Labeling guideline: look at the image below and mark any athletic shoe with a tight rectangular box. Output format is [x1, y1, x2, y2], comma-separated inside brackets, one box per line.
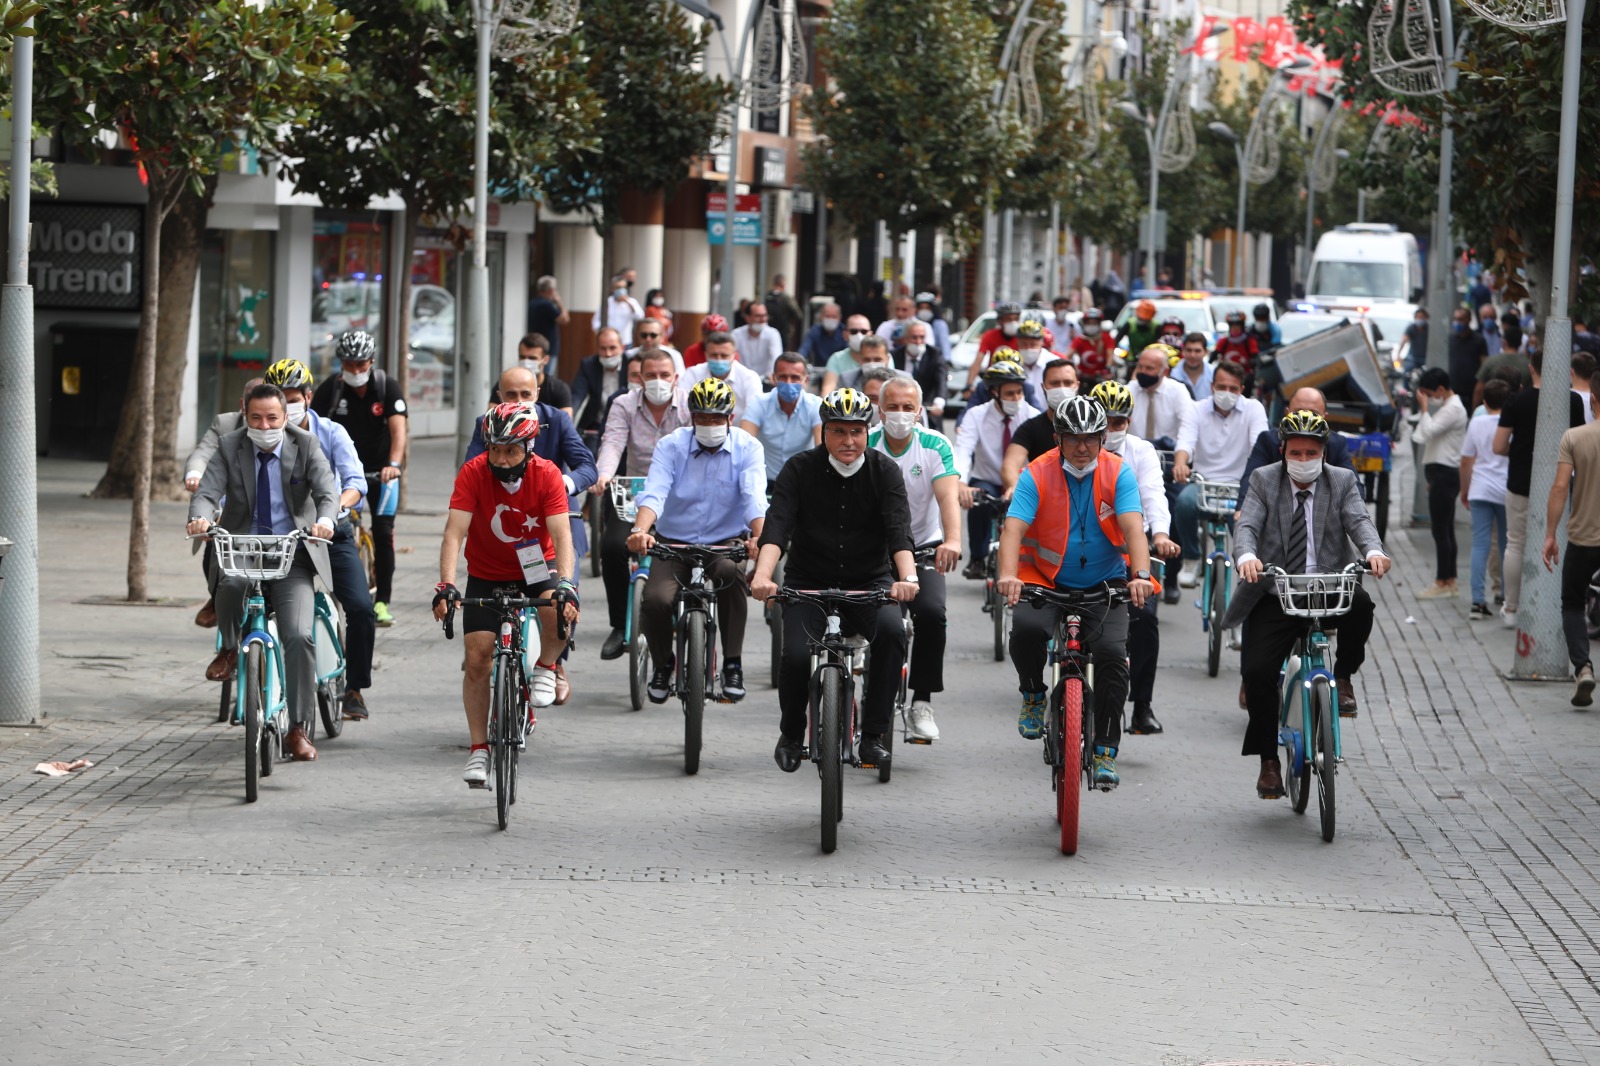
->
[908, 701, 940, 741]
[1469, 602, 1493, 621]
[1017, 691, 1047, 740]
[1574, 664, 1596, 709]
[1417, 582, 1458, 600]
[1500, 605, 1518, 629]
[342, 689, 369, 721]
[1091, 745, 1119, 790]
[373, 601, 394, 627]
[463, 748, 489, 788]
[529, 664, 558, 707]
[647, 663, 674, 704]
[721, 663, 746, 702]
[1178, 565, 1198, 588]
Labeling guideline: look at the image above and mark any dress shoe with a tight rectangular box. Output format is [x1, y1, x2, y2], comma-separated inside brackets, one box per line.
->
[194, 597, 217, 628]
[1256, 757, 1285, 799]
[961, 561, 985, 581]
[600, 627, 627, 660]
[857, 734, 891, 768]
[553, 661, 571, 705]
[284, 725, 317, 762]
[1162, 584, 1181, 605]
[342, 689, 369, 721]
[1335, 677, 1358, 718]
[205, 648, 237, 682]
[773, 733, 806, 773]
[1127, 702, 1163, 735]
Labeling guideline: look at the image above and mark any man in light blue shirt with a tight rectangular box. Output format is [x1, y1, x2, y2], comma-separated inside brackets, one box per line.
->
[628, 377, 768, 704]
[1168, 333, 1215, 401]
[739, 351, 822, 483]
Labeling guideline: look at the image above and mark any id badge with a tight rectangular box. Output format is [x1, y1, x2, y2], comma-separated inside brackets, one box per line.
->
[515, 541, 551, 585]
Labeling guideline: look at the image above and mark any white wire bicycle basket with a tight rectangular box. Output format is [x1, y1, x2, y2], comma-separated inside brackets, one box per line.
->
[1273, 570, 1361, 619]
[1197, 478, 1241, 517]
[609, 476, 647, 522]
[211, 531, 301, 581]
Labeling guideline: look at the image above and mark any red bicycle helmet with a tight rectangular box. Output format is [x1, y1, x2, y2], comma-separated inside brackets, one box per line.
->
[482, 402, 540, 446]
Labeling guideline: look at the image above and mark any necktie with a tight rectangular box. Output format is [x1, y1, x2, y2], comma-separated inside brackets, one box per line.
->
[1287, 489, 1309, 572]
[1144, 389, 1157, 440]
[1001, 415, 1012, 452]
[255, 452, 274, 535]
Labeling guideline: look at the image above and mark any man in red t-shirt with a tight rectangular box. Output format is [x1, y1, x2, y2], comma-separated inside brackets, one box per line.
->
[1070, 308, 1117, 384]
[680, 313, 729, 369]
[433, 404, 579, 788]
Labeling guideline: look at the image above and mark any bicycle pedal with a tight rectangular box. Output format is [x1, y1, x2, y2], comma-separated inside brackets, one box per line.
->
[907, 736, 933, 745]
[467, 780, 489, 790]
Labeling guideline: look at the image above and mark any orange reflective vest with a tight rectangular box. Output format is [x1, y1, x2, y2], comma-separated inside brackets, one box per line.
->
[1018, 449, 1127, 587]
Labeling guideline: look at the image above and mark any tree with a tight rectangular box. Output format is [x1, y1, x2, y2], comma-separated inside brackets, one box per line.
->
[989, 0, 1079, 216]
[282, 0, 600, 404]
[805, 0, 1016, 262]
[35, 0, 354, 602]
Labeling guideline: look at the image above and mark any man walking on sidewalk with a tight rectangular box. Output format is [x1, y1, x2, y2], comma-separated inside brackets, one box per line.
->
[1541, 373, 1600, 708]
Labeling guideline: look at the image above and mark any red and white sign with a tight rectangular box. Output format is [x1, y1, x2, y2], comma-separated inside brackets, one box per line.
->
[706, 192, 763, 216]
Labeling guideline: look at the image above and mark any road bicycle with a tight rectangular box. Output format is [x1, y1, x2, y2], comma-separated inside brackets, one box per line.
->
[352, 469, 399, 595]
[1268, 562, 1367, 843]
[972, 490, 1011, 662]
[442, 587, 567, 830]
[1020, 582, 1130, 856]
[773, 586, 893, 854]
[887, 545, 941, 780]
[609, 476, 651, 710]
[199, 528, 341, 803]
[1191, 474, 1240, 678]
[647, 541, 749, 776]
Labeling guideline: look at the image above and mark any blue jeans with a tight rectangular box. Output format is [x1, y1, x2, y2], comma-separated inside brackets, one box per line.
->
[1173, 481, 1204, 562]
[1470, 500, 1508, 606]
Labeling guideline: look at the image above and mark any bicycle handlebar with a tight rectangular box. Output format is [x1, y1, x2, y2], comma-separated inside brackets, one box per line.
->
[647, 541, 750, 564]
[1019, 582, 1131, 609]
[441, 592, 566, 642]
[1262, 561, 1371, 578]
[773, 587, 894, 609]
[185, 527, 332, 545]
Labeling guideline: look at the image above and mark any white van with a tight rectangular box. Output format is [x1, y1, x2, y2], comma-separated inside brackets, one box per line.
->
[1306, 223, 1425, 310]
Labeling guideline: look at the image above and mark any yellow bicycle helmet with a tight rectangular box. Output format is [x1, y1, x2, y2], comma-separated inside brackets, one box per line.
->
[1139, 342, 1181, 369]
[688, 376, 736, 416]
[265, 358, 314, 390]
[1089, 379, 1135, 418]
[982, 356, 1028, 386]
[819, 387, 875, 423]
[1279, 409, 1331, 441]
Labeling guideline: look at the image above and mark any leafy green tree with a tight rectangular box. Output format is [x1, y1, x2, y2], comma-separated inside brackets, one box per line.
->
[35, 0, 353, 601]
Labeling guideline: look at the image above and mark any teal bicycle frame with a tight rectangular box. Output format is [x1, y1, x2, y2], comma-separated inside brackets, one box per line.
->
[1192, 476, 1239, 677]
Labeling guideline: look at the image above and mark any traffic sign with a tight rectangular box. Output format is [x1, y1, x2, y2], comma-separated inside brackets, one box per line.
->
[706, 192, 763, 246]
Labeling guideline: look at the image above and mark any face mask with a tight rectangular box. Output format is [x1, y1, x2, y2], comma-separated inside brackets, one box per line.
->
[916, 309, 934, 322]
[999, 398, 1021, 417]
[600, 354, 622, 370]
[642, 379, 674, 405]
[490, 454, 530, 483]
[1103, 429, 1127, 452]
[248, 427, 283, 451]
[341, 368, 370, 388]
[882, 410, 917, 437]
[905, 343, 926, 360]
[1001, 321, 1019, 338]
[1063, 456, 1098, 480]
[821, 318, 840, 332]
[775, 381, 804, 403]
[829, 453, 866, 478]
[1212, 390, 1240, 412]
[1044, 386, 1077, 409]
[614, 285, 628, 297]
[650, 296, 665, 308]
[1135, 372, 1162, 390]
[518, 359, 545, 374]
[285, 402, 307, 425]
[1021, 348, 1041, 366]
[1254, 321, 1270, 333]
[1286, 457, 1323, 484]
[847, 334, 865, 352]
[706, 359, 733, 377]
[628, 381, 643, 393]
[1081, 323, 1101, 337]
[1452, 322, 1467, 333]
[694, 424, 728, 449]
[747, 323, 763, 335]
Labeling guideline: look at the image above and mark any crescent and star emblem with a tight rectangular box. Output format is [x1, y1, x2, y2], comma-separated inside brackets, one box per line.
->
[488, 503, 543, 543]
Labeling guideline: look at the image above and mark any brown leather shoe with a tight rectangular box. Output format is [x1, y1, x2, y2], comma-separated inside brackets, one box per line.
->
[1335, 677, 1358, 718]
[553, 661, 571, 706]
[1256, 757, 1285, 799]
[205, 647, 237, 682]
[194, 597, 217, 628]
[284, 725, 317, 762]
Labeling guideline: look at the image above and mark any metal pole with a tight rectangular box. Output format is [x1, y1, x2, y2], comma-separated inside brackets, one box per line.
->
[1510, 0, 1587, 681]
[459, 1, 494, 465]
[721, 13, 753, 319]
[982, 207, 997, 310]
[1303, 99, 1338, 288]
[1423, 14, 1458, 375]
[1233, 143, 1247, 287]
[1357, 188, 1366, 224]
[1047, 201, 1060, 299]
[1000, 209, 1015, 303]
[0, 23, 37, 725]
[1144, 125, 1158, 287]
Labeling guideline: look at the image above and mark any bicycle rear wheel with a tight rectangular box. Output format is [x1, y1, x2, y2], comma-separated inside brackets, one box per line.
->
[683, 612, 706, 775]
[1312, 678, 1336, 842]
[243, 647, 264, 803]
[1206, 564, 1224, 678]
[588, 499, 603, 577]
[628, 579, 648, 711]
[819, 667, 843, 853]
[1375, 471, 1390, 543]
[493, 661, 516, 830]
[1059, 678, 1084, 855]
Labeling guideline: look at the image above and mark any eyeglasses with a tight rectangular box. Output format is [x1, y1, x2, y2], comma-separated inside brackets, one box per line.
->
[847, 329, 871, 335]
[638, 332, 661, 340]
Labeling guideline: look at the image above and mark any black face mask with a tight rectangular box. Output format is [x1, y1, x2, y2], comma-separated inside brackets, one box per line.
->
[489, 455, 529, 482]
[1135, 372, 1162, 390]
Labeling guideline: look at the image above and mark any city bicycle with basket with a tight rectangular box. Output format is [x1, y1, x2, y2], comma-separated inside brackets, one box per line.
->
[972, 489, 1011, 662]
[1191, 473, 1241, 677]
[609, 476, 652, 710]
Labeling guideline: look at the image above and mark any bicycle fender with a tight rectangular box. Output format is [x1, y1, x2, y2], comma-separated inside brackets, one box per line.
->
[240, 629, 276, 652]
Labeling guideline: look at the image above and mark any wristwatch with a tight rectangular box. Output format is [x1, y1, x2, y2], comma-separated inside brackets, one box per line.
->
[1134, 569, 1152, 580]
[900, 573, 920, 584]
[630, 527, 648, 535]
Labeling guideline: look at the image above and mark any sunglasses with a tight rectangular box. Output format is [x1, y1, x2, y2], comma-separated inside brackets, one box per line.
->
[847, 329, 871, 335]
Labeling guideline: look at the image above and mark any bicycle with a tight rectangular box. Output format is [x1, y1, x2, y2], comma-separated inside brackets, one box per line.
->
[772, 586, 893, 853]
[888, 546, 941, 777]
[972, 490, 1011, 662]
[353, 469, 400, 595]
[646, 541, 750, 776]
[609, 476, 651, 711]
[198, 528, 341, 803]
[1267, 562, 1366, 843]
[583, 429, 604, 577]
[442, 588, 567, 830]
[1020, 582, 1130, 856]
[1192, 474, 1240, 678]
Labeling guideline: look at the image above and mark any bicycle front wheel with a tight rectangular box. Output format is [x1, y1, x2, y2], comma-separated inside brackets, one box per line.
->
[819, 667, 843, 854]
[1206, 564, 1224, 678]
[243, 646, 264, 803]
[684, 611, 706, 775]
[1059, 678, 1084, 855]
[628, 579, 649, 711]
[1313, 677, 1336, 842]
[768, 601, 783, 688]
[1283, 678, 1310, 813]
[493, 661, 516, 830]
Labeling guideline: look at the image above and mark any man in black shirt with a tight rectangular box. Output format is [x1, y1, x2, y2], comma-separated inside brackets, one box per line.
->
[752, 388, 920, 772]
[504, 333, 572, 414]
[1493, 344, 1586, 627]
[309, 330, 408, 625]
[526, 275, 569, 363]
[1448, 307, 1488, 409]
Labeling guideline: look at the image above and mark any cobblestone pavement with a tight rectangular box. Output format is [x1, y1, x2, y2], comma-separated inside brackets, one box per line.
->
[0, 444, 1592, 1064]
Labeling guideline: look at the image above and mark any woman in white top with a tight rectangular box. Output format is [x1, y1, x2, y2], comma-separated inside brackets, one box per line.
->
[1413, 366, 1469, 599]
[1460, 377, 1513, 617]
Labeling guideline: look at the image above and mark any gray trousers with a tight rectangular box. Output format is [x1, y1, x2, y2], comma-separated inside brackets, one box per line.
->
[216, 549, 319, 727]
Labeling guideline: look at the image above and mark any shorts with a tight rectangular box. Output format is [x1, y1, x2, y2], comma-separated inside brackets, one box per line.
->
[462, 574, 559, 635]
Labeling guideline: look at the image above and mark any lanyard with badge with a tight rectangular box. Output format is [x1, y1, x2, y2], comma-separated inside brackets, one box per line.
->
[514, 540, 551, 584]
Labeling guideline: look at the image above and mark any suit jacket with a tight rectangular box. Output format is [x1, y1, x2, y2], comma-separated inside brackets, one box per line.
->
[1221, 461, 1384, 630]
[570, 354, 610, 433]
[185, 411, 243, 479]
[189, 423, 340, 587]
[462, 402, 597, 493]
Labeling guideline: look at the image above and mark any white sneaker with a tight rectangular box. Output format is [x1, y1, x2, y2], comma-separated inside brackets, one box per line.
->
[1501, 605, 1518, 629]
[463, 748, 489, 788]
[529, 665, 558, 708]
[909, 701, 940, 741]
[1178, 565, 1199, 588]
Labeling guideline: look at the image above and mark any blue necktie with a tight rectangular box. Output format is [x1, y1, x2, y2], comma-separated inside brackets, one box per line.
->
[255, 452, 274, 535]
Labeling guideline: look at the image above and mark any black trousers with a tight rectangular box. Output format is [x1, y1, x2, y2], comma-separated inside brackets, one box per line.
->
[1240, 586, 1374, 757]
[1009, 598, 1129, 748]
[778, 596, 906, 740]
[329, 519, 376, 690]
[907, 565, 948, 694]
[600, 492, 632, 630]
[640, 554, 749, 666]
[1425, 462, 1460, 582]
[1126, 595, 1158, 703]
[365, 476, 396, 605]
[1561, 542, 1600, 671]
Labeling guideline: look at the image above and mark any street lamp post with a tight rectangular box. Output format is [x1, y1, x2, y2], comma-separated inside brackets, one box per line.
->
[1207, 122, 1247, 287]
[1117, 99, 1160, 287]
[459, 0, 496, 465]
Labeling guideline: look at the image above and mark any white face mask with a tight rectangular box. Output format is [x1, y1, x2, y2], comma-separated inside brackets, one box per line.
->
[628, 381, 643, 393]
[248, 427, 283, 451]
[642, 379, 674, 405]
[1102, 429, 1127, 452]
[285, 402, 307, 425]
[1021, 348, 1041, 366]
[829, 453, 866, 478]
[1044, 386, 1077, 410]
[1001, 321, 1019, 338]
[905, 343, 926, 359]
[1063, 456, 1098, 479]
[916, 309, 934, 322]
[341, 368, 370, 388]
[882, 410, 917, 438]
[694, 424, 728, 449]
[1081, 323, 1101, 337]
[1212, 390, 1240, 412]
[650, 296, 665, 308]
[999, 398, 1021, 417]
[821, 318, 840, 332]
[1286, 457, 1323, 484]
[600, 354, 622, 370]
[847, 333, 865, 352]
